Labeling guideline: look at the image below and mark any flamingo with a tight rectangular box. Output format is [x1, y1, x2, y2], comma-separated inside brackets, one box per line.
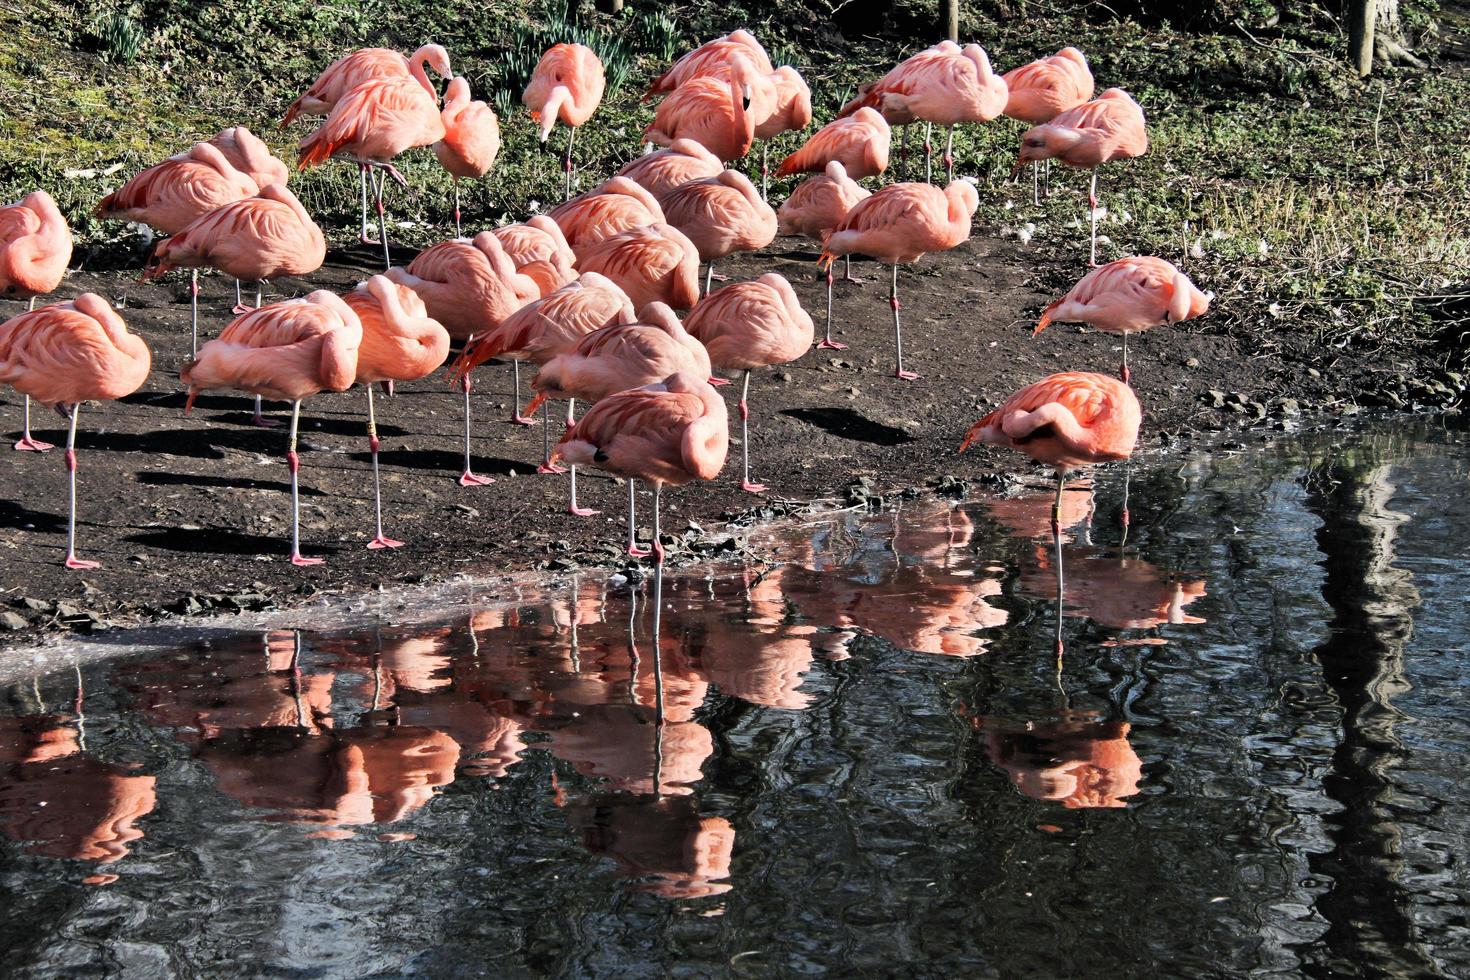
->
[840, 81, 921, 179]
[297, 73, 446, 267]
[282, 44, 451, 241]
[1001, 47, 1095, 203]
[491, 216, 577, 422]
[574, 223, 702, 311]
[775, 107, 891, 181]
[656, 171, 777, 293]
[523, 43, 606, 200]
[342, 275, 451, 549]
[777, 161, 871, 349]
[384, 231, 536, 485]
[819, 178, 978, 379]
[1015, 88, 1149, 266]
[528, 303, 713, 554]
[683, 273, 813, 493]
[0, 294, 151, 568]
[548, 176, 667, 257]
[616, 139, 724, 199]
[644, 71, 757, 164]
[1, 190, 72, 452]
[207, 127, 291, 190]
[645, 30, 773, 98]
[450, 273, 635, 514]
[959, 371, 1141, 535]
[433, 76, 501, 236]
[1034, 256, 1212, 382]
[754, 66, 813, 198]
[180, 291, 363, 566]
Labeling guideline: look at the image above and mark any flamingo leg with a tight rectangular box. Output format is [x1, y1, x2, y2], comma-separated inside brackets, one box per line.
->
[739, 369, 766, 493]
[14, 394, 54, 452]
[251, 394, 280, 428]
[452, 177, 462, 238]
[890, 264, 917, 381]
[1120, 459, 1132, 549]
[945, 125, 955, 182]
[231, 279, 261, 316]
[459, 371, 494, 486]
[705, 262, 712, 296]
[365, 385, 404, 549]
[537, 401, 567, 474]
[761, 143, 769, 201]
[564, 126, 577, 202]
[924, 121, 933, 183]
[568, 465, 600, 517]
[1088, 167, 1099, 267]
[652, 480, 665, 567]
[286, 399, 323, 567]
[1032, 161, 1040, 206]
[1045, 158, 1052, 197]
[359, 164, 379, 245]
[510, 360, 535, 425]
[1121, 332, 1131, 385]
[625, 478, 649, 557]
[842, 253, 863, 284]
[371, 165, 392, 271]
[190, 269, 200, 356]
[817, 265, 847, 350]
[901, 125, 910, 180]
[62, 404, 98, 570]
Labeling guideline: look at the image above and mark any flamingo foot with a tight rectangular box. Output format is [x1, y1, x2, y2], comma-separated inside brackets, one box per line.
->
[567, 504, 601, 517]
[709, 376, 732, 386]
[251, 413, 282, 429]
[709, 272, 730, 282]
[367, 534, 405, 550]
[231, 303, 257, 316]
[511, 413, 537, 426]
[291, 553, 325, 567]
[1120, 363, 1132, 385]
[842, 274, 866, 284]
[13, 436, 54, 452]
[359, 234, 382, 246]
[817, 339, 849, 350]
[741, 480, 768, 494]
[564, 419, 575, 432]
[459, 470, 495, 487]
[537, 462, 568, 475]
[626, 544, 651, 558]
[65, 556, 100, 570]
[895, 369, 920, 381]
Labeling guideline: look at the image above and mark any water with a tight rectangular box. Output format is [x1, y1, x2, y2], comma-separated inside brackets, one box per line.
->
[1, 420, 1467, 977]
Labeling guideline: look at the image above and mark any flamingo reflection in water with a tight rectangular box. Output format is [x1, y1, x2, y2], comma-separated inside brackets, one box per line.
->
[564, 794, 735, 899]
[974, 712, 1143, 809]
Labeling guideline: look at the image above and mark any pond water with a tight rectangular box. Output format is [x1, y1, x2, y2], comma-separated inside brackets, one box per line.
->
[0, 420, 1467, 977]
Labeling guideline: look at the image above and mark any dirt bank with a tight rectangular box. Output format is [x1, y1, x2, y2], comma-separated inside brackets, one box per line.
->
[0, 223, 1458, 646]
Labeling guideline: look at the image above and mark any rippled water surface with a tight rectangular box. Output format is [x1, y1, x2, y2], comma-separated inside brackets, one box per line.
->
[1, 421, 1467, 977]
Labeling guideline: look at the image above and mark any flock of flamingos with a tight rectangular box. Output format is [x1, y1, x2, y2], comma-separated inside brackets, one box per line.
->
[0, 28, 1212, 595]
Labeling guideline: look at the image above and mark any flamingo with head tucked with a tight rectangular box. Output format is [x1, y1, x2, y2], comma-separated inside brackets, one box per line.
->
[644, 71, 758, 164]
[548, 177, 667, 258]
[754, 65, 813, 197]
[575, 223, 702, 312]
[777, 161, 871, 349]
[657, 171, 777, 294]
[433, 76, 501, 236]
[1, 190, 72, 451]
[1002, 47, 1094, 202]
[523, 43, 606, 200]
[775, 107, 890, 181]
[615, 140, 724, 199]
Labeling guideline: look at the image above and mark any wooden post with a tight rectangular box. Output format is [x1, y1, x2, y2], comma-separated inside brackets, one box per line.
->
[1350, 0, 1378, 77]
[944, 0, 959, 42]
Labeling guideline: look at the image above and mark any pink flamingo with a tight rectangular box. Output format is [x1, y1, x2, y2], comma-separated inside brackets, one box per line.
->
[777, 161, 871, 349]
[644, 71, 758, 164]
[1015, 88, 1148, 266]
[645, 30, 773, 99]
[776, 107, 890, 180]
[0, 294, 150, 568]
[554, 372, 728, 576]
[657, 171, 776, 293]
[433, 76, 501, 236]
[181, 291, 363, 566]
[754, 66, 813, 198]
[548, 176, 667, 257]
[1, 189, 72, 451]
[684, 273, 812, 493]
[575, 223, 702, 311]
[1002, 47, 1094, 203]
[819, 178, 978, 379]
[528, 302, 712, 554]
[523, 43, 606, 200]
[342, 275, 450, 548]
[616, 139, 724, 199]
[385, 231, 536, 485]
[1034, 256, 1211, 382]
[491, 216, 576, 422]
[450, 273, 635, 514]
[207, 127, 291, 190]
[298, 74, 445, 266]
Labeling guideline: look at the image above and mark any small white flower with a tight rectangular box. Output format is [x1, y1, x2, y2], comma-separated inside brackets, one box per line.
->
[1190, 239, 1204, 258]
[1003, 199, 1014, 211]
[1256, 238, 1271, 256]
[1210, 228, 1228, 240]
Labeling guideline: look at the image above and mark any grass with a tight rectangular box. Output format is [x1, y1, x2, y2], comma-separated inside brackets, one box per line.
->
[2, 0, 1466, 361]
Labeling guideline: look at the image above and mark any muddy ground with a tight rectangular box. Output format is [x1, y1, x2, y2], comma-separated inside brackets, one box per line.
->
[0, 216, 1457, 645]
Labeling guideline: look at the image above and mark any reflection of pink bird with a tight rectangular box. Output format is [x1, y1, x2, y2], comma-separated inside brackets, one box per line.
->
[776, 106, 890, 180]
[1016, 88, 1148, 266]
[1035, 256, 1211, 383]
[644, 72, 758, 164]
[0, 294, 151, 568]
[820, 179, 978, 379]
[523, 43, 606, 199]
[0, 754, 157, 863]
[1, 189, 73, 452]
[530, 302, 713, 547]
[181, 291, 362, 566]
[615, 139, 724, 199]
[575, 223, 702, 311]
[549, 177, 667, 257]
[343, 276, 450, 549]
[754, 65, 813, 196]
[960, 372, 1140, 533]
[777, 161, 871, 349]
[645, 30, 773, 98]
[685, 273, 812, 493]
[980, 715, 1142, 809]
[565, 795, 734, 899]
[1021, 546, 1207, 632]
[1002, 47, 1094, 203]
[657, 171, 777, 293]
[555, 372, 728, 565]
[433, 76, 501, 236]
[281, 44, 451, 126]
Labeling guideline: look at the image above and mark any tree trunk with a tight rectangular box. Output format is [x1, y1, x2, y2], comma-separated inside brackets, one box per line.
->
[943, 0, 959, 42]
[1350, 0, 1377, 77]
[1351, 0, 1427, 76]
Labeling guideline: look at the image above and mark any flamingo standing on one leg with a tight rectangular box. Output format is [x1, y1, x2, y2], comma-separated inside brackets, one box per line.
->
[433, 76, 501, 237]
[528, 302, 713, 554]
[575, 223, 702, 312]
[1015, 88, 1149, 267]
[1033, 256, 1212, 383]
[180, 291, 363, 566]
[644, 71, 758, 165]
[1, 190, 73, 451]
[141, 184, 327, 425]
[775, 107, 891, 181]
[683, 274, 813, 493]
[449, 273, 635, 515]
[1001, 47, 1094, 203]
[657, 171, 776, 294]
[615, 139, 724, 199]
[342, 275, 450, 549]
[645, 30, 773, 99]
[819, 179, 978, 380]
[0, 295, 151, 568]
[523, 43, 606, 201]
[777, 161, 871, 350]
[754, 65, 813, 199]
